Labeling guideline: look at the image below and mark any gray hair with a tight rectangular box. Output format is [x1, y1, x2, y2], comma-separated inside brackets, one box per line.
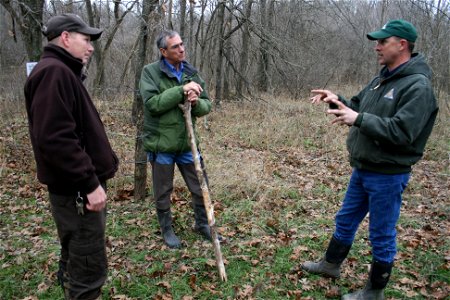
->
[156, 30, 180, 49]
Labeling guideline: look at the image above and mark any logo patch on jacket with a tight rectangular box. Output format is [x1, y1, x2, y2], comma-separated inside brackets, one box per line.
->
[384, 88, 395, 100]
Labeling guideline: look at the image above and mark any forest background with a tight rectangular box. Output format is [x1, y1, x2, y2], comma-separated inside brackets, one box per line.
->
[0, 0, 449, 299]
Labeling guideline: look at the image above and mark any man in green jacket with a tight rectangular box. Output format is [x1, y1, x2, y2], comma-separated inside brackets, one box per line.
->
[302, 20, 438, 299]
[139, 30, 212, 248]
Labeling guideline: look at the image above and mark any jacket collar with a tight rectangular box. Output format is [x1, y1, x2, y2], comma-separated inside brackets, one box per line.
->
[158, 58, 198, 79]
[42, 44, 85, 79]
[379, 53, 431, 81]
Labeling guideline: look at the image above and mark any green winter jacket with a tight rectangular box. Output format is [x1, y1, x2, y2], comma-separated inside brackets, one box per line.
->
[338, 53, 438, 174]
[139, 59, 211, 153]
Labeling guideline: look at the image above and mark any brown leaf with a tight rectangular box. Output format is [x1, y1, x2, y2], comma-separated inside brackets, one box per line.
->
[164, 262, 172, 270]
[205, 259, 216, 268]
[112, 295, 131, 300]
[115, 189, 133, 201]
[236, 284, 254, 299]
[189, 274, 197, 290]
[37, 282, 49, 293]
[325, 285, 340, 297]
[157, 281, 172, 291]
[431, 290, 449, 300]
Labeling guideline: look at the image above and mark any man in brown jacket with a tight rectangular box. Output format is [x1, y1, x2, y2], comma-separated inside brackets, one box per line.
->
[24, 14, 118, 300]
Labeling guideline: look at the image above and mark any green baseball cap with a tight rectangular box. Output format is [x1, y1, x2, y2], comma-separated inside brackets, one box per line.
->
[367, 19, 417, 42]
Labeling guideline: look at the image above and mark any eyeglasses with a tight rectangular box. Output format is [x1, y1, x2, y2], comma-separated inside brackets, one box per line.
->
[167, 42, 184, 50]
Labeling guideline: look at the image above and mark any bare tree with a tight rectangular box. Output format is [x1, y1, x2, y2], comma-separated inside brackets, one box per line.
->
[406, 0, 450, 110]
[188, 0, 195, 55]
[222, 0, 234, 99]
[214, 0, 226, 106]
[257, 0, 269, 91]
[192, 0, 207, 66]
[0, 0, 45, 61]
[0, 0, 448, 112]
[85, 0, 137, 96]
[236, 0, 253, 97]
[179, 0, 187, 38]
[133, 0, 159, 201]
[162, 0, 173, 29]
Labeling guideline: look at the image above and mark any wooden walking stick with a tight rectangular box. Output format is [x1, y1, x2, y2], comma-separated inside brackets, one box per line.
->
[179, 100, 227, 282]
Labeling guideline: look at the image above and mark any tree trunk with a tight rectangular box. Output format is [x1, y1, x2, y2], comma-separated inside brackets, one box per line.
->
[133, 0, 159, 201]
[193, 0, 207, 67]
[85, 0, 103, 94]
[266, 0, 274, 89]
[236, 0, 253, 97]
[167, 0, 173, 29]
[179, 0, 187, 38]
[214, 0, 226, 107]
[199, 2, 218, 73]
[257, 0, 268, 91]
[188, 0, 195, 56]
[222, 2, 233, 100]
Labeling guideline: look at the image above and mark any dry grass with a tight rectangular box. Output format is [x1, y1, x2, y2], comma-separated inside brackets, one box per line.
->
[0, 91, 449, 299]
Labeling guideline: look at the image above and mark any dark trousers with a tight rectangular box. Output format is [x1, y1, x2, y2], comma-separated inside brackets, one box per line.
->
[49, 191, 107, 300]
[151, 162, 207, 210]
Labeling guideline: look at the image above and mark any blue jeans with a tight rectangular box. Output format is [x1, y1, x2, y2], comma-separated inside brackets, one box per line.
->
[334, 168, 410, 263]
[147, 151, 199, 165]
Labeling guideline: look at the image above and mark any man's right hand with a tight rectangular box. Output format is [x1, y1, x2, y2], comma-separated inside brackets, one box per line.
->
[310, 89, 338, 104]
[183, 81, 203, 97]
[86, 185, 106, 211]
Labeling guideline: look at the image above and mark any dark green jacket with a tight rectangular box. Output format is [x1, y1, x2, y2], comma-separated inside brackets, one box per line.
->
[139, 59, 211, 153]
[338, 53, 438, 174]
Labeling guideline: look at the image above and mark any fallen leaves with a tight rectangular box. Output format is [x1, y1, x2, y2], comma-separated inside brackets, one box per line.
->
[1, 100, 448, 299]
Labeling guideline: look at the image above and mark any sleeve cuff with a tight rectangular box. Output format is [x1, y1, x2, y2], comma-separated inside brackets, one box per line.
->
[354, 113, 364, 127]
[82, 177, 101, 194]
[179, 86, 185, 102]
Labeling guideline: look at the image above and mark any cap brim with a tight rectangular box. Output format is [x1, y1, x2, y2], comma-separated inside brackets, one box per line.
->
[78, 27, 103, 41]
[367, 30, 392, 40]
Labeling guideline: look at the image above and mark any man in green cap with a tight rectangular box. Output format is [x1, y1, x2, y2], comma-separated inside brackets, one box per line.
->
[301, 20, 438, 299]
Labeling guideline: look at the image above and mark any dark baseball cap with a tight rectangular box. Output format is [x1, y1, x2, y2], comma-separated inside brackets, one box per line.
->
[367, 19, 417, 42]
[42, 13, 103, 41]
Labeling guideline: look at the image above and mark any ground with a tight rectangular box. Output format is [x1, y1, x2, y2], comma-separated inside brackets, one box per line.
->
[0, 95, 449, 299]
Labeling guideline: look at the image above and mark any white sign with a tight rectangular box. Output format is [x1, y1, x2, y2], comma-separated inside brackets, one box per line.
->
[26, 62, 38, 77]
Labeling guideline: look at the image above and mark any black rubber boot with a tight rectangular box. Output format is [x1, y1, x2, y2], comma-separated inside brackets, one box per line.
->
[302, 236, 352, 278]
[157, 209, 181, 248]
[193, 204, 214, 241]
[342, 260, 393, 300]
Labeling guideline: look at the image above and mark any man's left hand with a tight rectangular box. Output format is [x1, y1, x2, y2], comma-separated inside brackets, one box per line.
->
[186, 90, 198, 106]
[327, 98, 358, 126]
[86, 185, 106, 211]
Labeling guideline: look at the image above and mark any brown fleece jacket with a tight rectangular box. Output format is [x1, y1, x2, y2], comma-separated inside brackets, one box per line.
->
[24, 44, 118, 195]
